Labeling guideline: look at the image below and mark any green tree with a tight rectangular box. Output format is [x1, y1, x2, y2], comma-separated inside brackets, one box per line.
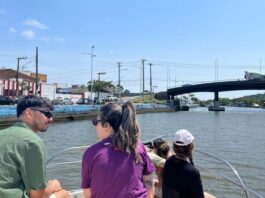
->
[123, 89, 130, 95]
[87, 80, 115, 94]
[115, 85, 124, 94]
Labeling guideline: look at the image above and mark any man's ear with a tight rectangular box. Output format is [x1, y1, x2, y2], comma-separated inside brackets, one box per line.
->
[24, 108, 32, 117]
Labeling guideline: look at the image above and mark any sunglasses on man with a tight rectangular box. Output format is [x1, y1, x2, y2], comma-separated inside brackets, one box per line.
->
[30, 108, 53, 119]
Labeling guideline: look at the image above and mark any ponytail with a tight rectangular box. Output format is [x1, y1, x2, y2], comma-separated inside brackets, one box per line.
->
[100, 101, 141, 163]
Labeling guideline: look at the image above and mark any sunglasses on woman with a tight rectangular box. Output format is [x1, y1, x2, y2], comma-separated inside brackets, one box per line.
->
[92, 119, 103, 126]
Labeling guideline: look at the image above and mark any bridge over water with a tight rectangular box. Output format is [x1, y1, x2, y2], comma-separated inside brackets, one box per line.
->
[167, 79, 265, 110]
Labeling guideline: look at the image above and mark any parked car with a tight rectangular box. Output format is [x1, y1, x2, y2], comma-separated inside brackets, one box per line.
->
[51, 97, 73, 105]
[51, 97, 64, 105]
[0, 96, 14, 105]
[13, 96, 24, 104]
[76, 98, 93, 105]
[62, 98, 74, 105]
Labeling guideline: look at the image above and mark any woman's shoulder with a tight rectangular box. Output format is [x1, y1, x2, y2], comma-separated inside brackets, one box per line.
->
[83, 138, 112, 157]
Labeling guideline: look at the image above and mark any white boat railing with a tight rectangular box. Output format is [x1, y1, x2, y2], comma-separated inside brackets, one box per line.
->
[47, 135, 263, 198]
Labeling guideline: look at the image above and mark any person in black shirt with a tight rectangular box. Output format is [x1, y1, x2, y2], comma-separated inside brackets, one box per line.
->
[162, 129, 215, 198]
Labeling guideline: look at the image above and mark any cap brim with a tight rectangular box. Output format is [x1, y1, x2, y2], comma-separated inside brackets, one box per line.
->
[29, 106, 52, 112]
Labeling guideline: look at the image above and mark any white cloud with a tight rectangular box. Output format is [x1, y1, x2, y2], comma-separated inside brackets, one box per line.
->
[9, 27, 16, 33]
[23, 18, 49, 29]
[40, 36, 65, 43]
[21, 30, 36, 39]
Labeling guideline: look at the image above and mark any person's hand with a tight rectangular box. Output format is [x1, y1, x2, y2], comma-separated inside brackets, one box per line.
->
[47, 179, 62, 193]
[53, 189, 70, 198]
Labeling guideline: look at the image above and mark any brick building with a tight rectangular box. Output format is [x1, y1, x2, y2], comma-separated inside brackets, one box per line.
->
[0, 69, 43, 97]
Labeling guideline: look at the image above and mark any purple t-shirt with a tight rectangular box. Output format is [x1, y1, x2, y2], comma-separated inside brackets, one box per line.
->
[81, 137, 155, 198]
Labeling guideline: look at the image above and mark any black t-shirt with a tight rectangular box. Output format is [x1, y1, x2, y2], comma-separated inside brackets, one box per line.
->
[162, 155, 204, 198]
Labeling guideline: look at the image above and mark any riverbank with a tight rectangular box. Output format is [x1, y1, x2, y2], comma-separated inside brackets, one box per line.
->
[0, 103, 175, 127]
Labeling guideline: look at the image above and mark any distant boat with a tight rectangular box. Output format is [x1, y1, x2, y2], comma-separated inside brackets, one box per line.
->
[252, 103, 260, 108]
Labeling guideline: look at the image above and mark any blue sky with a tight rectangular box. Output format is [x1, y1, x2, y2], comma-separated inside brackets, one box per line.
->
[1, 0, 265, 99]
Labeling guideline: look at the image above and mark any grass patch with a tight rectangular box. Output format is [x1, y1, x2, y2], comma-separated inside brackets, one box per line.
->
[132, 94, 167, 104]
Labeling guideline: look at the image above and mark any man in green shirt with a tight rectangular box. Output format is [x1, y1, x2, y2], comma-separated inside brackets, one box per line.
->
[0, 95, 68, 198]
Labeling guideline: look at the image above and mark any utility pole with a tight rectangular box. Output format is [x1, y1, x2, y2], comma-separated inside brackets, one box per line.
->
[35, 47, 39, 95]
[97, 72, 106, 98]
[83, 46, 96, 99]
[153, 85, 157, 95]
[139, 66, 142, 102]
[118, 62, 121, 98]
[141, 59, 146, 101]
[16, 56, 27, 96]
[90, 46, 96, 99]
[149, 63, 152, 96]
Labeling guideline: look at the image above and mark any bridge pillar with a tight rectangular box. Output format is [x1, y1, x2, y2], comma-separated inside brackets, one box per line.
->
[208, 91, 225, 111]
[214, 91, 219, 102]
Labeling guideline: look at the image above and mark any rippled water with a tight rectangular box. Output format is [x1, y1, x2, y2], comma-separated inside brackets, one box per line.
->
[41, 107, 265, 198]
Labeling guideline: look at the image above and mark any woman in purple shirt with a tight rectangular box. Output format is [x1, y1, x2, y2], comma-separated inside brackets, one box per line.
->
[82, 101, 155, 198]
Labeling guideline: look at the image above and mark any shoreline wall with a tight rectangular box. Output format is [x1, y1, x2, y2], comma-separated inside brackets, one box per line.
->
[0, 104, 175, 127]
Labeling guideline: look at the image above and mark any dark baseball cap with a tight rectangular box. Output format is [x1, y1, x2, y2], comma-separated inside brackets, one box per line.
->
[17, 95, 53, 117]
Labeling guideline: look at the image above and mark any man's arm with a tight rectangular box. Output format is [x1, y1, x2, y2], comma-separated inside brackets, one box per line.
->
[143, 173, 155, 198]
[29, 179, 64, 198]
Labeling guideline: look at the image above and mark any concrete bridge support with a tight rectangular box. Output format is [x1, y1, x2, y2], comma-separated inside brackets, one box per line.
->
[208, 91, 225, 111]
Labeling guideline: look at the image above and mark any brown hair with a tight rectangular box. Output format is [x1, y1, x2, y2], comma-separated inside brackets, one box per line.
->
[173, 142, 194, 166]
[99, 101, 141, 163]
[153, 138, 170, 159]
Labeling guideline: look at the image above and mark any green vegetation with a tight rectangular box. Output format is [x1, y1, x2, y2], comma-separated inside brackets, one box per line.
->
[132, 94, 167, 104]
[131, 91, 265, 108]
[87, 80, 124, 94]
[204, 93, 265, 107]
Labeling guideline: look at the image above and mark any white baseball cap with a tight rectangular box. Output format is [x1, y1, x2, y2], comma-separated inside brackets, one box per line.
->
[173, 129, 195, 146]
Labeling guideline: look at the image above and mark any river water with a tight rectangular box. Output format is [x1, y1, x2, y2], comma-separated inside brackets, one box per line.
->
[41, 107, 265, 198]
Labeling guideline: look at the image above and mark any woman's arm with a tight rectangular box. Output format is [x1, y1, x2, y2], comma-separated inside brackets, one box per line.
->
[143, 173, 155, 198]
[83, 188, 91, 198]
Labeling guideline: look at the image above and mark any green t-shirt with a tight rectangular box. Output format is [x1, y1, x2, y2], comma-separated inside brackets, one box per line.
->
[0, 122, 47, 198]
